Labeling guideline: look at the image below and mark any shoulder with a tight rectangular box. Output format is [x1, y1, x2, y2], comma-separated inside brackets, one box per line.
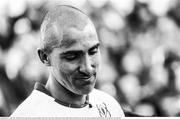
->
[11, 90, 54, 117]
[89, 89, 125, 117]
[90, 89, 118, 103]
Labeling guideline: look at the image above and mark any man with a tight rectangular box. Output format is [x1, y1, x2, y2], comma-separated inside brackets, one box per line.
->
[11, 5, 125, 117]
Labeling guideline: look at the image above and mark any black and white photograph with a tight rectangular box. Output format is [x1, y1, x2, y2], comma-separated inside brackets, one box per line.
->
[0, 0, 180, 117]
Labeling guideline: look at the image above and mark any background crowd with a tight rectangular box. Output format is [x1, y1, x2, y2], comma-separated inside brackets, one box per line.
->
[1, 0, 180, 116]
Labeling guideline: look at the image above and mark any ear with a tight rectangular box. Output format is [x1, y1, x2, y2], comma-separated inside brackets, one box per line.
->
[37, 48, 51, 66]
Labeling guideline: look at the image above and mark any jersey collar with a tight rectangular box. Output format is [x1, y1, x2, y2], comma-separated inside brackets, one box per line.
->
[34, 82, 90, 108]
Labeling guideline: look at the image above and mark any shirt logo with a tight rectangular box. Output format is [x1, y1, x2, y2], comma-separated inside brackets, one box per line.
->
[96, 103, 111, 117]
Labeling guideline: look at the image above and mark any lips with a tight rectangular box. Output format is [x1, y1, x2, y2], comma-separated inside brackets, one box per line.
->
[73, 73, 96, 81]
[72, 74, 96, 86]
[74, 75, 93, 81]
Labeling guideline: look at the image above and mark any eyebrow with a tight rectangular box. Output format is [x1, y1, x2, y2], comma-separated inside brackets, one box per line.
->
[89, 43, 100, 51]
[60, 43, 100, 55]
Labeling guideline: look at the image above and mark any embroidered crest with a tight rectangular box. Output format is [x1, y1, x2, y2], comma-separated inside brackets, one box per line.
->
[96, 103, 111, 117]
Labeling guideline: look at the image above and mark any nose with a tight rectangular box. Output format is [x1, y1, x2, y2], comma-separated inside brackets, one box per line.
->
[79, 54, 95, 74]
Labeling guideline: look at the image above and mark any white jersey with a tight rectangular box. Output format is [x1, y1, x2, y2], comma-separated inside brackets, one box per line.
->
[11, 83, 124, 117]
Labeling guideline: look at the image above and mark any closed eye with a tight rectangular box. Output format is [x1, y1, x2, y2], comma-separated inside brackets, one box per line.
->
[61, 51, 82, 61]
[88, 43, 100, 55]
[64, 54, 78, 61]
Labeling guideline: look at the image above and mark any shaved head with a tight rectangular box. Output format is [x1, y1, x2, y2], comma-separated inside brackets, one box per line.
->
[40, 5, 93, 53]
[38, 5, 100, 97]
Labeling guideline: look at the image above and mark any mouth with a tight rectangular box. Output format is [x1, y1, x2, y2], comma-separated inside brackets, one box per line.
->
[73, 73, 96, 82]
[74, 75, 92, 81]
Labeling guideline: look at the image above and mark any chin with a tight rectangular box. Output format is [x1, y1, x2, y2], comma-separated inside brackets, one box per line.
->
[77, 87, 94, 95]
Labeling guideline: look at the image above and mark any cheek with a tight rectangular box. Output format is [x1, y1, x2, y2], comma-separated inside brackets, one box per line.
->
[92, 53, 101, 67]
[59, 62, 77, 75]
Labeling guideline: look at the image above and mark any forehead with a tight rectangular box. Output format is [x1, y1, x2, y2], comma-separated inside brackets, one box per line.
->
[59, 21, 99, 51]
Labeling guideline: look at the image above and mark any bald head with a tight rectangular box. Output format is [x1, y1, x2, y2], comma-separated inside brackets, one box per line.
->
[40, 5, 93, 54]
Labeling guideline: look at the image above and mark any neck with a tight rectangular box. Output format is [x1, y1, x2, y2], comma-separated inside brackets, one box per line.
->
[45, 74, 87, 107]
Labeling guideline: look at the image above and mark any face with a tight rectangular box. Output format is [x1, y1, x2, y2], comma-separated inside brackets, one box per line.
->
[49, 21, 100, 95]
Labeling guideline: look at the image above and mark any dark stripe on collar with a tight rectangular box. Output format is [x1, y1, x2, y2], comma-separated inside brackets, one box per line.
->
[54, 97, 89, 108]
[34, 82, 89, 108]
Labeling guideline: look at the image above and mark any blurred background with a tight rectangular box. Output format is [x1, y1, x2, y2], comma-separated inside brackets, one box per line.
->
[1, 0, 180, 116]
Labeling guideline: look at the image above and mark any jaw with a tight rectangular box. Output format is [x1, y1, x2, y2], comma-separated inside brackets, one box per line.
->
[70, 76, 97, 95]
[72, 81, 96, 95]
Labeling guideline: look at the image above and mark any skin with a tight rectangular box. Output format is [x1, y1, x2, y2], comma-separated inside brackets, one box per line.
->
[38, 6, 101, 106]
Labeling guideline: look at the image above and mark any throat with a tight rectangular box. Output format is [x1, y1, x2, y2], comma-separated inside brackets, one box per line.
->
[45, 75, 88, 107]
